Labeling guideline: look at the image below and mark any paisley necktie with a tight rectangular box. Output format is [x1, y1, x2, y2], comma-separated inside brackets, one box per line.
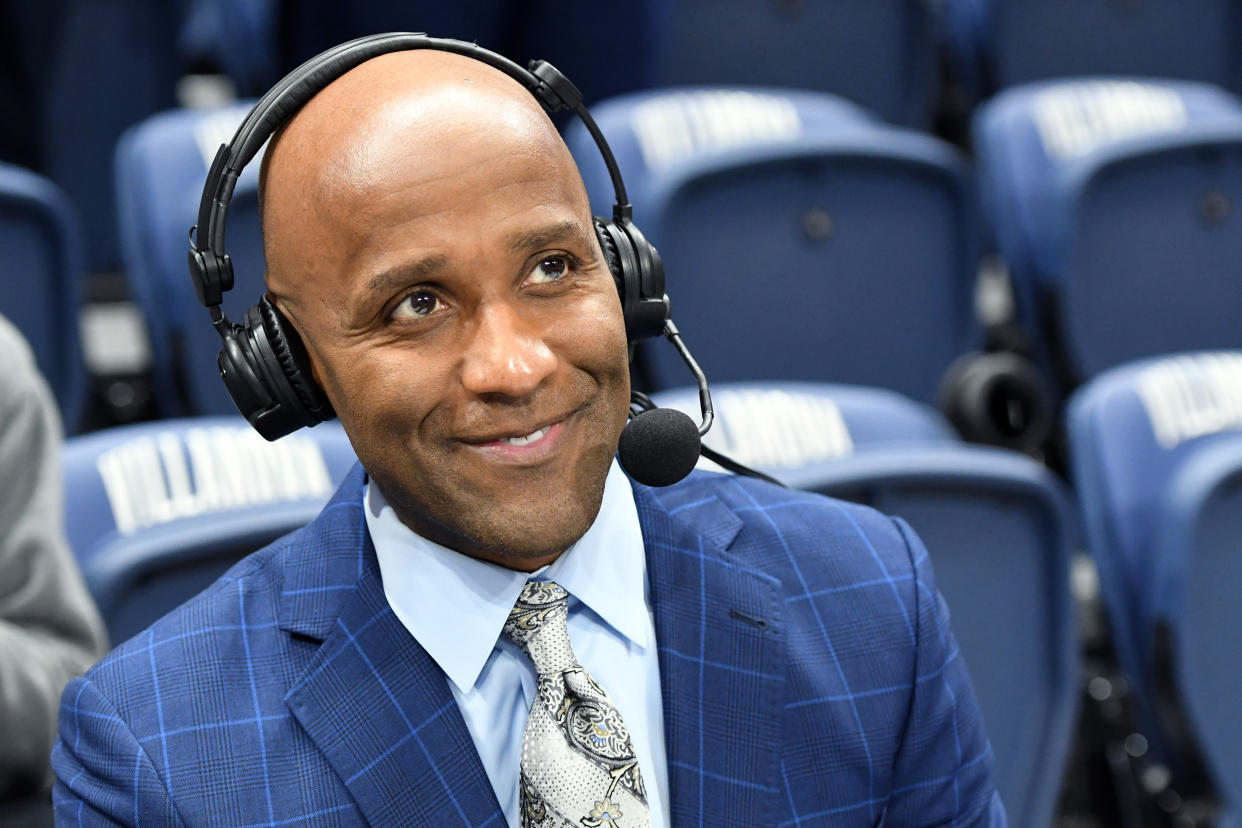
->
[503, 580, 651, 828]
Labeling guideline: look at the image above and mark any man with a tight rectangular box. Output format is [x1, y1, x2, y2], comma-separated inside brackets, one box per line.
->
[0, 314, 107, 797]
[52, 47, 1004, 826]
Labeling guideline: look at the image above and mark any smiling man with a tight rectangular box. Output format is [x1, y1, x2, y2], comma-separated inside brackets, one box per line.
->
[51, 43, 1005, 827]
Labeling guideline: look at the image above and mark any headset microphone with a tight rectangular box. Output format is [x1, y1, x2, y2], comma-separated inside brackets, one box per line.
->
[186, 33, 776, 489]
[618, 320, 711, 487]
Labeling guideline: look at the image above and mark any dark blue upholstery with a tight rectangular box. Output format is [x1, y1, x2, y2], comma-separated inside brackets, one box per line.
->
[946, 0, 1242, 94]
[655, 382, 1078, 827]
[567, 88, 979, 403]
[1069, 352, 1242, 790]
[652, 0, 941, 127]
[0, 162, 85, 428]
[42, 0, 182, 269]
[1154, 436, 1242, 812]
[975, 79, 1242, 385]
[116, 101, 261, 417]
[62, 416, 357, 643]
[179, 0, 279, 95]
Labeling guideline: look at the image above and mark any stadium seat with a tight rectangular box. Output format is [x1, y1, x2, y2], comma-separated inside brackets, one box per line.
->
[0, 162, 86, 428]
[179, 0, 279, 96]
[651, 0, 941, 127]
[1153, 435, 1242, 815]
[62, 417, 357, 644]
[1068, 351, 1242, 799]
[116, 101, 261, 417]
[974, 79, 1242, 390]
[654, 382, 1079, 828]
[42, 0, 183, 269]
[274, 0, 657, 107]
[945, 0, 1242, 96]
[566, 88, 980, 404]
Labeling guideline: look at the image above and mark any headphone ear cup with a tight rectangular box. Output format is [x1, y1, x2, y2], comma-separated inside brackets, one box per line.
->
[594, 216, 668, 342]
[217, 297, 333, 441]
[594, 217, 624, 288]
[255, 295, 334, 421]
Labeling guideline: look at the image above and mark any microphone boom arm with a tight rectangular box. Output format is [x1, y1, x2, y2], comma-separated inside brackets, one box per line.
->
[662, 318, 714, 437]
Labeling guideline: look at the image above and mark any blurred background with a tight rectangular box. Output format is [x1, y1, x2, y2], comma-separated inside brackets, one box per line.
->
[3, 1, 1242, 826]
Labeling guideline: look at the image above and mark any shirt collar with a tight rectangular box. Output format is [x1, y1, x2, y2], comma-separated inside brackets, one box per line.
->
[366, 461, 649, 695]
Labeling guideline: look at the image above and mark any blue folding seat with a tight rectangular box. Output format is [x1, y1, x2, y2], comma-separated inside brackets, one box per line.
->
[41, 0, 183, 269]
[116, 101, 261, 417]
[654, 382, 1078, 828]
[272, 0, 656, 106]
[1069, 351, 1242, 803]
[652, 0, 941, 127]
[565, 88, 979, 405]
[62, 417, 357, 644]
[0, 162, 86, 428]
[974, 79, 1242, 388]
[944, 0, 1242, 96]
[179, 0, 280, 96]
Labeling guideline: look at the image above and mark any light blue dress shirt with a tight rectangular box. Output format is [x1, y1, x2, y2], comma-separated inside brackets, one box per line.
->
[366, 461, 670, 828]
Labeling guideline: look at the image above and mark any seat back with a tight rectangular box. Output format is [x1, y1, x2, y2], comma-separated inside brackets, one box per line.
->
[655, 383, 1078, 827]
[1069, 352, 1242, 760]
[961, 0, 1242, 93]
[974, 79, 1242, 385]
[569, 88, 979, 404]
[652, 0, 941, 127]
[42, 0, 182, 269]
[0, 162, 85, 427]
[1155, 436, 1242, 808]
[63, 417, 357, 643]
[116, 101, 262, 416]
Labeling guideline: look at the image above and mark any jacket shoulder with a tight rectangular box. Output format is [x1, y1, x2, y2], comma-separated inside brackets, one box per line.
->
[650, 470, 917, 589]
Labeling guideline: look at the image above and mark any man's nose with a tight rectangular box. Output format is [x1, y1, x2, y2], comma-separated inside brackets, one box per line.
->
[460, 300, 557, 399]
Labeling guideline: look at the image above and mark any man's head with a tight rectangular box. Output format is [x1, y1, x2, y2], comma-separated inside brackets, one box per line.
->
[260, 50, 631, 571]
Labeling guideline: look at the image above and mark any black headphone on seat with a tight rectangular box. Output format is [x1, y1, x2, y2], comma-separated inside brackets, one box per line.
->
[188, 32, 672, 441]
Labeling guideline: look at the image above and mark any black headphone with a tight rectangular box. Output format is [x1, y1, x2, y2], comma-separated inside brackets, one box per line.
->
[189, 32, 672, 441]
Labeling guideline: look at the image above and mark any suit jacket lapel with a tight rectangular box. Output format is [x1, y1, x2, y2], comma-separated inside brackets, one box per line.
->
[280, 467, 502, 827]
[635, 479, 787, 827]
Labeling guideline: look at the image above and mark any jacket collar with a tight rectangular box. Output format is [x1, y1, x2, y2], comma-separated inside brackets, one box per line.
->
[634, 474, 787, 827]
[280, 464, 502, 826]
[278, 465, 786, 827]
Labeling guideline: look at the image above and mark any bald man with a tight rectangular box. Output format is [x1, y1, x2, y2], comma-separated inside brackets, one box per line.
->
[51, 44, 1005, 827]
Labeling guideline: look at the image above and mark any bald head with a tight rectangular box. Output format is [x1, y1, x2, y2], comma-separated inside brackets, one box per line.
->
[247, 47, 630, 569]
[259, 49, 586, 306]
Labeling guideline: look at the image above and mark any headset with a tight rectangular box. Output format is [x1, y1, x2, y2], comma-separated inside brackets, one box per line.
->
[188, 32, 691, 442]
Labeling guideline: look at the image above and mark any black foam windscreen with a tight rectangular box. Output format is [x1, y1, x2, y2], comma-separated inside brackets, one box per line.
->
[617, 407, 701, 487]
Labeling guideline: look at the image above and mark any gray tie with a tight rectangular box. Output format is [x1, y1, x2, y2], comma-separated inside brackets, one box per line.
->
[503, 581, 651, 828]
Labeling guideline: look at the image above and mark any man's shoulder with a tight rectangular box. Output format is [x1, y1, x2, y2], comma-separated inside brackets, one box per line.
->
[642, 470, 918, 588]
[78, 518, 325, 715]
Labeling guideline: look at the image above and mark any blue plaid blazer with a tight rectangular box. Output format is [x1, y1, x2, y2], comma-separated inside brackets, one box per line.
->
[53, 465, 1005, 826]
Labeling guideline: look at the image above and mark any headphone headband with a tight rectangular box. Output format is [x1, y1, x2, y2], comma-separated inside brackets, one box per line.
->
[192, 32, 631, 289]
[188, 32, 671, 441]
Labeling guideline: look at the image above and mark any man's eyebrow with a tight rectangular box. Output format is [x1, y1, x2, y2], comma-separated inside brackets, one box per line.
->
[364, 254, 450, 294]
[506, 219, 592, 254]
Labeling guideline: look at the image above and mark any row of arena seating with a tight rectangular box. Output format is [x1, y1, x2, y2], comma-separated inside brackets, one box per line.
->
[60, 357, 1242, 827]
[6, 75, 1241, 451]
[9, 0, 1241, 274]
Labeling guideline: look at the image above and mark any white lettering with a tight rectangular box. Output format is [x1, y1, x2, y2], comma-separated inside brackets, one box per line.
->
[95, 426, 337, 536]
[1137, 354, 1242, 448]
[1032, 81, 1187, 161]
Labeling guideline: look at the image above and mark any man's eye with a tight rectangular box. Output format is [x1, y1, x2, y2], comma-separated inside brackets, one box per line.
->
[525, 256, 570, 285]
[391, 290, 444, 320]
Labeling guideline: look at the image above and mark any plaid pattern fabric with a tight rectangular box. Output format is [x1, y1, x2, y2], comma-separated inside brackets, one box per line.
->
[52, 464, 1004, 827]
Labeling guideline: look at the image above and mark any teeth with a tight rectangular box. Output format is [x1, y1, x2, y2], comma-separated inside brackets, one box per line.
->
[499, 426, 550, 446]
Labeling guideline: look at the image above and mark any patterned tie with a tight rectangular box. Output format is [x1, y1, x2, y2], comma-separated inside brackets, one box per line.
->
[503, 581, 651, 828]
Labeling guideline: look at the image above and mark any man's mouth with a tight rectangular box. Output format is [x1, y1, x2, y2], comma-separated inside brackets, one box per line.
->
[497, 425, 552, 446]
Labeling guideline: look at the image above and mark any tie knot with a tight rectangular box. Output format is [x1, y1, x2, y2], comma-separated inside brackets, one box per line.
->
[503, 580, 577, 675]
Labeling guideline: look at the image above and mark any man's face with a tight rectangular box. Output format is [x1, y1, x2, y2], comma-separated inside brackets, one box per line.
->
[264, 62, 631, 569]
